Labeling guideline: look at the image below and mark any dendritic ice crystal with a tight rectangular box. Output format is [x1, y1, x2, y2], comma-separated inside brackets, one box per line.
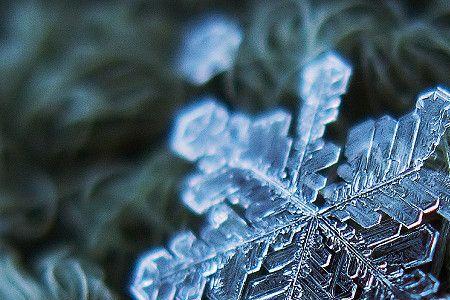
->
[131, 52, 450, 300]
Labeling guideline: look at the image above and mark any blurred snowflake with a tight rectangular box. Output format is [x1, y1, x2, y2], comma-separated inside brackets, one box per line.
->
[131, 51, 450, 299]
[177, 14, 243, 85]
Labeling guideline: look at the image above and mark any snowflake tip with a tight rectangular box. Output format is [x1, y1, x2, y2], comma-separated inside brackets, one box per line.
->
[170, 97, 228, 161]
[299, 52, 352, 102]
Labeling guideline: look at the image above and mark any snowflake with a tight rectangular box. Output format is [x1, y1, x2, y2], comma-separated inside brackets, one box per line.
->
[176, 14, 243, 85]
[131, 52, 450, 300]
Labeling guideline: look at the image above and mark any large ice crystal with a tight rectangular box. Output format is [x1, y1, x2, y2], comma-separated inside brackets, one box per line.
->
[131, 51, 450, 299]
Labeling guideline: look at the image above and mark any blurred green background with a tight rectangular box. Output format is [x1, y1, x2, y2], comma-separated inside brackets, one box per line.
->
[0, 0, 448, 299]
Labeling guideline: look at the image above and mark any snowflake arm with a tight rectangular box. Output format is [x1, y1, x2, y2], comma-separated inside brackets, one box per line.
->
[288, 53, 351, 203]
[301, 218, 441, 299]
[323, 87, 450, 228]
[307, 86, 450, 299]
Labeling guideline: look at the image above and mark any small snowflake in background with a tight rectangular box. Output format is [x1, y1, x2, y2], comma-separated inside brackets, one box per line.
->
[176, 14, 243, 85]
[132, 50, 450, 300]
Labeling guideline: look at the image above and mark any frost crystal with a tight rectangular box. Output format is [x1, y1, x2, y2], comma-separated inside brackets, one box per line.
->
[177, 15, 243, 85]
[132, 52, 450, 300]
